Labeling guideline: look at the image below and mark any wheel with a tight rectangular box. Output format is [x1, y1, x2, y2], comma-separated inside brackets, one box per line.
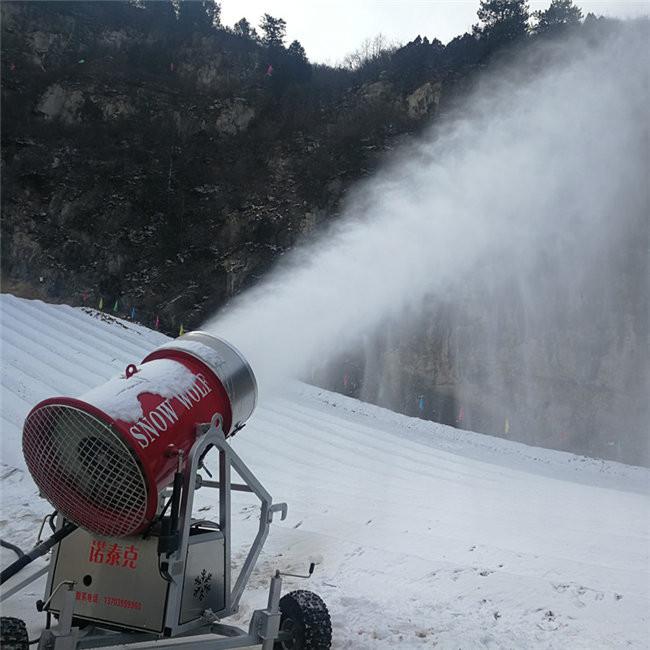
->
[275, 590, 332, 649]
[0, 617, 29, 650]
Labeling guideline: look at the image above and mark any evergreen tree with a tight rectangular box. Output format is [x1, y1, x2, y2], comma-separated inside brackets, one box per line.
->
[286, 40, 311, 82]
[534, 0, 583, 35]
[473, 0, 531, 45]
[260, 13, 287, 48]
[178, 0, 220, 34]
[234, 17, 258, 40]
[444, 32, 485, 67]
[287, 40, 308, 62]
[205, 0, 221, 27]
[389, 36, 445, 92]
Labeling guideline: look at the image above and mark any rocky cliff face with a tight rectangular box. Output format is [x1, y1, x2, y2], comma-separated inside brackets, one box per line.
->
[1, 1, 443, 330]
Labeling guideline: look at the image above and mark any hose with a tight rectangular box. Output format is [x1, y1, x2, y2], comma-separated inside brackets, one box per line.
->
[0, 539, 26, 558]
[0, 522, 77, 585]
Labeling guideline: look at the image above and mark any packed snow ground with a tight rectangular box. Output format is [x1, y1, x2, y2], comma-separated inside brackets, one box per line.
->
[1, 294, 648, 648]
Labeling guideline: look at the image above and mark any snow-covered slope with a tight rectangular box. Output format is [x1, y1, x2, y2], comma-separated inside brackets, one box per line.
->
[1, 294, 648, 649]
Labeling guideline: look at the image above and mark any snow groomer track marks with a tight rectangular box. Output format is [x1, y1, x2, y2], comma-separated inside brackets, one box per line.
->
[0, 294, 648, 648]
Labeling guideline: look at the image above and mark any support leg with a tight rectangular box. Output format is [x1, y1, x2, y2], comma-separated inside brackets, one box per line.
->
[259, 571, 283, 650]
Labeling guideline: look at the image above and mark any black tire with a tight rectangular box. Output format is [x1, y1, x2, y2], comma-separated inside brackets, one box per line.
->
[0, 617, 29, 650]
[275, 590, 332, 650]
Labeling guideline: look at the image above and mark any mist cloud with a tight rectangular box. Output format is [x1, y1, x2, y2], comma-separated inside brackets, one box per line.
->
[204, 23, 649, 440]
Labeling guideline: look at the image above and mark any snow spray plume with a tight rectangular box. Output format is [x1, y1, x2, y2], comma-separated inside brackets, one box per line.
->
[205, 25, 648, 456]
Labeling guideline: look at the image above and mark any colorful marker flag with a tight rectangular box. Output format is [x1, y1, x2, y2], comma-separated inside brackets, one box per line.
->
[505, 417, 510, 435]
[130, 306, 136, 320]
[98, 297, 104, 311]
[113, 299, 119, 313]
[179, 324, 185, 336]
[155, 315, 160, 330]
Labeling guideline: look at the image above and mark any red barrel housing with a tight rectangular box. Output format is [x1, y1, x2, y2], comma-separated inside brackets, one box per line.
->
[22, 332, 257, 538]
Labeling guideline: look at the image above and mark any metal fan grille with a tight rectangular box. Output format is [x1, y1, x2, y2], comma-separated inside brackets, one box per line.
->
[23, 404, 148, 537]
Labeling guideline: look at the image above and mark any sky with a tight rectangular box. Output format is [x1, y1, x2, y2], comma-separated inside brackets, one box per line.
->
[220, 1, 649, 64]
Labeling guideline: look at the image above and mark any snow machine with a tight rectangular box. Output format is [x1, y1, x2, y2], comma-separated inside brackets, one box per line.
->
[0, 332, 332, 650]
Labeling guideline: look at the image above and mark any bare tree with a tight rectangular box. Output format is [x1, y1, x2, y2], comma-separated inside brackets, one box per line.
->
[343, 33, 398, 70]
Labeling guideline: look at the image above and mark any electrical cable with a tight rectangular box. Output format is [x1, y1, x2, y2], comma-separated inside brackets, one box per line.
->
[0, 538, 26, 558]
